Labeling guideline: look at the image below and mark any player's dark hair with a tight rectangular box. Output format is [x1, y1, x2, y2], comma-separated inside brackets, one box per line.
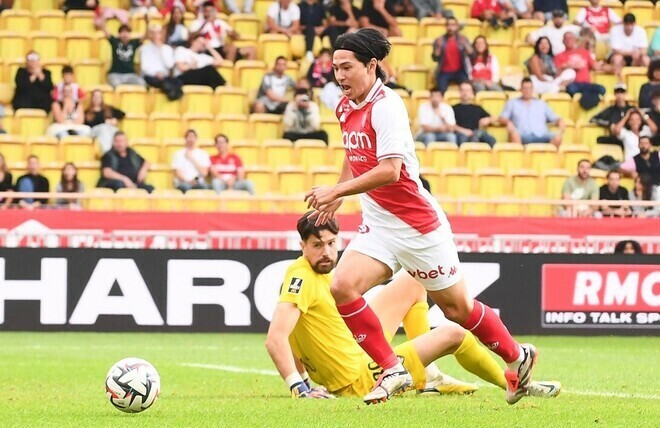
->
[429, 87, 443, 95]
[118, 24, 131, 33]
[614, 239, 643, 254]
[202, 0, 215, 7]
[577, 158, 591, 167]
[215, 133, 229, 143]
[521, 77, 533, 85]
[334, 28, 391, 81]
[606, 170, 620, 179]
[297, 211, 339, 242]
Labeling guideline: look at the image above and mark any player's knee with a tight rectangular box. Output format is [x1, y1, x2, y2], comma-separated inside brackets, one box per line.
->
[441, 301, 472, 325]
[330, 277, 358, 305]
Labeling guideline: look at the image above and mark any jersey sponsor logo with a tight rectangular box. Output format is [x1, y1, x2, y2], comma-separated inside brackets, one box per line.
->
[288, 277, 303, 294]
[342, 131, 373, 152]
[407, 265, 448, 280]
[348, 154, 368, 162]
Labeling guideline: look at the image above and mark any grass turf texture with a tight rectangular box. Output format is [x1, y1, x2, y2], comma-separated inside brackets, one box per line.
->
[1, 333, 658, 427]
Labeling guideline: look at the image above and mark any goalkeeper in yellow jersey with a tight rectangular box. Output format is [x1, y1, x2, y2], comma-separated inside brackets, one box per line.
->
[266, 212, 561, 400]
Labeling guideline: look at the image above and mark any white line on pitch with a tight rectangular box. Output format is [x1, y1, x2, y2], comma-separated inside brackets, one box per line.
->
[183, 363, 660, 401]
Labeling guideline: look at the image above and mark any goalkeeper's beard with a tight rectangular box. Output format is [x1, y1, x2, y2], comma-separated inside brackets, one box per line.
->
[312, 259, 335, 274]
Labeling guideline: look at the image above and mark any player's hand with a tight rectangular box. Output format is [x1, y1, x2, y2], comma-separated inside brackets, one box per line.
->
[304, 186, 339, 210]
[292, 384, 336, 399]
[290, 381, 311, 398]
[307, 198, 343, 226]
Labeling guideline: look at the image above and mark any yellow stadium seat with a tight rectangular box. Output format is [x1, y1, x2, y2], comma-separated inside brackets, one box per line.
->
[63, 32, 95, 61]
[263, 139, 294, 169]
[216, 87, 249, 115]
[249, 114, 282, 142]
[444, 1, 470, 19]
[41, 162, 62, 189]
[309, 165, 340, 187]
[229, 14, 261, 38]
[185, 189, 219, 212]
[476, 91, 507, 118]
[216, 60, 235, 87]
[116, 187, 150, 211]
[559, 144, 592, 170]
[183, 113, 215, 140]
[513, 41, 534, 69]
[418, 167, 441, 194]
[462, 19, 485, 41]
[116, 85, 148, 115]
[396, 17, 419, 41]
[327, 142, 345, 169]
[625, 1, 654, 26]
[428, 142, 459, 172]
[61, 136, 97, 163]
[276, 165, 307, 195]
[217, 114, 249, 141]
[29, 33, 62, 61]
[218, 190, 255, 213]
[76, 161, 100, 191]
[65, 11, 97, 34]
[41, 58, 69, 82]
[87, 187, 116, 211]
[295, 139, 328, 171]
[149, 113, 182, 142]
[231, 139, 262, 165]
[27, 137, 59, 163]
[460, 142, 492, 172]
[645, 23, 658, 41]
[321, 118, 341, 146]
[148, 164, 173, 190]
[526, 143, 559, 173]
[542, 168, 571, 199]
[475, 168, 507, 197]
[152, 188, 184, 211]
[72, 59, 104, 87]
[0, 82, 13, 105]
[575, 120, 607, 147]
[492, 143, 524, 173]
[419, 17, 445, 39]
[258, 34, 291, 63]
[415, 142, 428, 167]
[388, 37, 417, 71]
[410, 90, 429, 119]
[568, 0, 589, 19]
[622, 67, 649, 102]
[1, 10, 32, 32]
[253, 0, 272, 23]
[507, 169, 540, 216]
[417, 38, 436, 69]
[234, 60, 267, 94]
[130, 138, 162, 163]
[0, 32, 27, 60]
[0, 134, 26, 163]
[483, 25, 514, 45]
[515, 19, 543, 41]
[290, 33, 322, 59]
[150, 89, 182, 114]
[15, 109, 49, 139]
[442, 167, 473, 197]
[121, 114, 149, 140]
[179, 85, 214, 115]
[162, 138, 184, 163]
[592, 143, 624, 162]
[130, 12, 163, 36]
[592, 71, 618, 92]
[399, 65, 431, 92]
[88, 84, 115, 104]
[245, 165, 274, 194]
[542, 92, 573, 121]
[35, 10, 66, 33]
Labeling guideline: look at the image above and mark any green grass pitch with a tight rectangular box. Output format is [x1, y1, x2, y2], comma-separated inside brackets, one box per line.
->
[1, 333, 658, 427]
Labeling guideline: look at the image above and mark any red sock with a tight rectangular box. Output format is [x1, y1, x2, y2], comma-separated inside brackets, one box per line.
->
[461, 300, 521, 363]
[336, 297, 399, 370]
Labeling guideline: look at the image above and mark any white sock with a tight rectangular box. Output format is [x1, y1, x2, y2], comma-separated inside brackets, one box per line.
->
[506, 345, 526, 371]
[424, 363, 441, 382]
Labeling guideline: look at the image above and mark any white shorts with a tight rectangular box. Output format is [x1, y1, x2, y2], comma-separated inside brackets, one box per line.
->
[345, 226, 462, 291]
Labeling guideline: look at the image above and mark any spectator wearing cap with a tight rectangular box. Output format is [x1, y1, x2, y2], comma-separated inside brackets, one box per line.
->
[559, 159, 598, 217]
[554, 31, 605, 110]
[532, 0, 567, 22]
[283, 89, 328, 143]
[620, 137, 660, 187]
[253, 57, 297, 114]
[171, 129, 211, 193]
[98, 15, 148, 87]
[499, 77, 565, 147]
[210, 134, 255, 195]
[590, 83, 633, 148]
[528, 9, 580, 55]
[599, 170, 631, 217]
[573, 0, 621, 43]
[360, 0, 401, 37]
[12, 51, 54, 113]
[432, 17, 472, 93]
[98, 131, 154, 192]
[609, 14, 650, 82]
[638, 59, 660, 109]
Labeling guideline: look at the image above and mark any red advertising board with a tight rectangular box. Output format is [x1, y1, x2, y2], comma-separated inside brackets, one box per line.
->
[542, 264, 660, 328]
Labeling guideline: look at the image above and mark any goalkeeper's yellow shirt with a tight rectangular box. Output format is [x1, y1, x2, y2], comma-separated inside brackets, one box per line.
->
[278, 256, 364, 392]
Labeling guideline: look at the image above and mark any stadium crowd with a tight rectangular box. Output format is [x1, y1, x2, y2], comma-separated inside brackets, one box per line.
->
[0, 0, 658, 216]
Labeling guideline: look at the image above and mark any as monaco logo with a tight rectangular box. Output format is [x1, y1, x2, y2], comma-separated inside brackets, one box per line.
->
[342, 131, 373, 152]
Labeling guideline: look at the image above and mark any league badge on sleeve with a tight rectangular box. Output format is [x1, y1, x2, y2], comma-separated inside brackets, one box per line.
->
[288, 277, 303, 294]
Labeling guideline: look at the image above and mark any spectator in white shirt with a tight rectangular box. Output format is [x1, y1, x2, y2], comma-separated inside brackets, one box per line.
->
[528, 9, 580, 55]
[266, 0, 301, 37]
[416, 87, 457, 145]
[174, 33, 226, 89]
[253, 56, 297, 114]
[171, 129, 212, 192]
[189, 1, 256, 62]
[609, 13, 651, 81]
[573, 0, 621, 43]
[140, 25, 176, 90]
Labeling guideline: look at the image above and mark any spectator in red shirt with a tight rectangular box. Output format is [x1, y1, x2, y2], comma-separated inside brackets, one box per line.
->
[471, 0, 515, 29]
[432, 17, 472, 93]
[210, 134, 255, 195]
[554, 31, 605, 109]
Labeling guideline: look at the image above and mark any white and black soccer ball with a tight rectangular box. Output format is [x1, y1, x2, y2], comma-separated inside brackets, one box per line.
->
[105, 358, 160, 413]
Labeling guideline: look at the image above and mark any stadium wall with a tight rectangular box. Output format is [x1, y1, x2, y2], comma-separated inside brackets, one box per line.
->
[0, 249, 657, 335]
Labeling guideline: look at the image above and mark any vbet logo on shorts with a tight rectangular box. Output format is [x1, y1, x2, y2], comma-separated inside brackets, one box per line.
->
[541, 264, 660, 328]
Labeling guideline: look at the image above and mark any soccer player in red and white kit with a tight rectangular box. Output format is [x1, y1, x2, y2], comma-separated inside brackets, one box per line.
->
[305, 29, 540, 405]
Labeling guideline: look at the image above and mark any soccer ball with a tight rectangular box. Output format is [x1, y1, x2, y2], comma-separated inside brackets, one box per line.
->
[105, 358, 161, 413]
